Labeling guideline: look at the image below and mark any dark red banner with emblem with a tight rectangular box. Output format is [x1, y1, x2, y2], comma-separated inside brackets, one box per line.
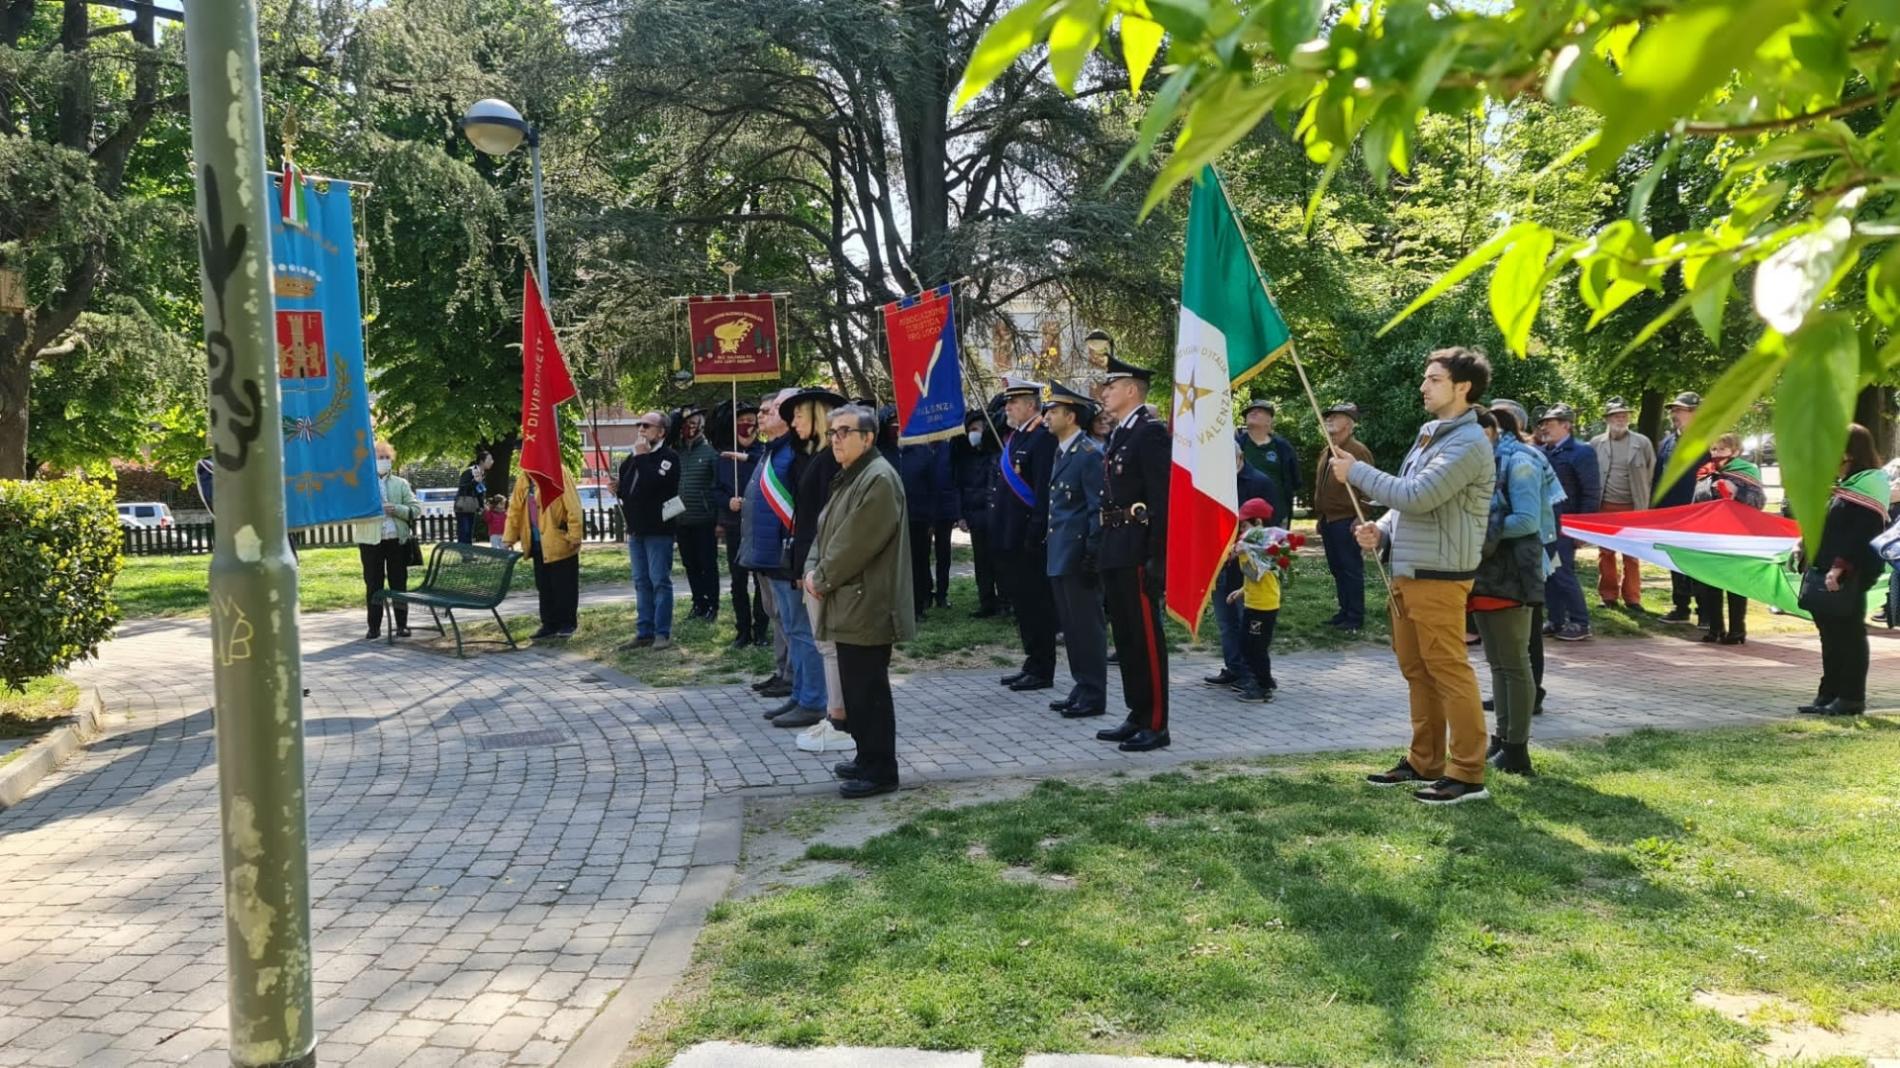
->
[688, 295, 781, 383]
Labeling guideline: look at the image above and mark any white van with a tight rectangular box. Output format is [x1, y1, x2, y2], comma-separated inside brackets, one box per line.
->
[117, 502, 174, 528]
[415, 487, 462, 517]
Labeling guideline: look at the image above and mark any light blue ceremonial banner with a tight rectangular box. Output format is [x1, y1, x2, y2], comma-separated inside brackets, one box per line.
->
[268, 173, 380, 528]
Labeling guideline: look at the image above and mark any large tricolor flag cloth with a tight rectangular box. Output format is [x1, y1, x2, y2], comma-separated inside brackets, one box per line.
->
[1563, 500, 1885, 619]
[1166, 167, 1293, 634]
[519, 271, 577, 501]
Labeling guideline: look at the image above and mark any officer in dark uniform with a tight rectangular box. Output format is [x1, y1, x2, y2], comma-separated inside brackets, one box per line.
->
[991, 375, 1059, 691]
[1041, 382, 1108, 718]
[1096, 349, 1172, 751]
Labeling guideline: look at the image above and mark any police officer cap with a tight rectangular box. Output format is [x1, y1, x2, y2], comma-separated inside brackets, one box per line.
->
[1042, 381, 1097, 419]
[777, 386, 846, 424]
[1242, 399, 1276, 417]
[1667, 391, 1702, 410]
[1538, 402, 1577, 425]
[1001, 374, 1045, 399]
[1322, 402, 1361, 421]
[1102, 353, 1154, 384]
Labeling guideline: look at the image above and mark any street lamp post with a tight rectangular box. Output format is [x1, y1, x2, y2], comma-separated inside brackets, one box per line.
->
[460, 98, 549, 296]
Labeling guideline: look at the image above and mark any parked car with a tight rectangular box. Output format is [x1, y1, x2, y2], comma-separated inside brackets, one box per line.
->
[117, 502, 174, 529]
[415, 487, 461, 518]
[577, 483, 614, 538]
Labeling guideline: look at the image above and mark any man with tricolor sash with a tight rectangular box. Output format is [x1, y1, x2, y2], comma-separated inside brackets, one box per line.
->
[992, 376, 1059, 693]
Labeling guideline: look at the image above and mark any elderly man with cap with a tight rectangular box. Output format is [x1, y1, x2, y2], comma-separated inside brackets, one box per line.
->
[1589, 397, 1657, 612]
[992, 374, 1060, 692]
[1042, 382, 1110, 719]
[1653, 391, 1708, 624]
[1313, 401, 1376, 631]
[1239, 398, 1299, 527]
[1097, 351, 1173, 751]
[1538, 403, 1600, 642]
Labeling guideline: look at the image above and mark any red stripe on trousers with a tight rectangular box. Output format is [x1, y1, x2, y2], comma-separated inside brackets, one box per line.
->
[1135, 565, 1164, 732]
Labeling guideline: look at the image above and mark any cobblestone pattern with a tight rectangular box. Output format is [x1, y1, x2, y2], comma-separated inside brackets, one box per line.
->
[1, 589, 1893, 1066]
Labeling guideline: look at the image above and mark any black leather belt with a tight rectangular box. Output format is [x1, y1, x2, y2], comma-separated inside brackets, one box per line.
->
[1101, 502, 1149, 527]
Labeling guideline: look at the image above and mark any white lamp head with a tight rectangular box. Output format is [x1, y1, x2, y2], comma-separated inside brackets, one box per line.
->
[461, 98, 531, 156]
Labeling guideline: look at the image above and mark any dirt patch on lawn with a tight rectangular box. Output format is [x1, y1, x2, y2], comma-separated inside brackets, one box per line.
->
[1695, 990, 1900, 1061]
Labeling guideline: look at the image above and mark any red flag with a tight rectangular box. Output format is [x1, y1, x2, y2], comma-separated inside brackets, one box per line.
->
[520, 271, 576, 502]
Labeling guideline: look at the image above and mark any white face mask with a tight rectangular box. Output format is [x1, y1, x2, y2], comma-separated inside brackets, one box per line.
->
[967, 430, 983, 447]
[376, 459, 392, 476]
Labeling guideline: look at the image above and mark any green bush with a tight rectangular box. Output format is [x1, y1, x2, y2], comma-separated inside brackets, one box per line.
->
[0, 479, 122, 691]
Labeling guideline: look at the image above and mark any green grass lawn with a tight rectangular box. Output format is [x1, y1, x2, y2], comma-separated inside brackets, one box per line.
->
[0, 677, 80, 771]
[113, 543, 633, 620]
[639, 719, 1900, 1066]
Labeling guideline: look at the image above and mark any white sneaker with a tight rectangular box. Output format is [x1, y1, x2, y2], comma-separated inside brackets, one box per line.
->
[796, 719, 854, 753]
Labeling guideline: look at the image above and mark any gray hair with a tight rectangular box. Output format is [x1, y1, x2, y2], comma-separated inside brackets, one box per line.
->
[832, 404, 877, 434]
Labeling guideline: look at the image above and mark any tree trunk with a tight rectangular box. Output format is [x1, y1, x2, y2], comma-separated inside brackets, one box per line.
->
[0, 317, 30, 479]
[894, 0, 952, 287]
[1637, 387, 1663, 445]
[1854, 384, 1893, 457]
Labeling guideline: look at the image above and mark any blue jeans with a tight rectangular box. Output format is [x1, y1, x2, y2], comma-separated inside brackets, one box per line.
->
[770, 579, 827, 710]
[456, 513, 476, 544]
[1211, 566, 1250, 682]
[1543, 535, 1589, 630]
[1319, 516, 1365, 627]
[629, 535, 675, 638]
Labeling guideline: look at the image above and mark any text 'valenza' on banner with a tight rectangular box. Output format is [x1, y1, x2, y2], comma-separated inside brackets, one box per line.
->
[687, 295, 781, 383]
[270, 172, 380, 528]
[882, 284, 964, 445]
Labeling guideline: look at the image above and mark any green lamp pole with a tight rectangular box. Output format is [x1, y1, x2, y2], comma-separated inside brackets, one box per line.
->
[181, 2, 317, 1064]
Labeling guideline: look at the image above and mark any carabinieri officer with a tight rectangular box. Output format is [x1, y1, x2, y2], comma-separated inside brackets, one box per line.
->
[991, 375, 1059, 692]
[1042, 382, 1108, 719]
[1095, 348, 1171, 751]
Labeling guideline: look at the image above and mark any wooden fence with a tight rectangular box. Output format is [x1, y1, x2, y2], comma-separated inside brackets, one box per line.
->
[121, 507, 628, 557]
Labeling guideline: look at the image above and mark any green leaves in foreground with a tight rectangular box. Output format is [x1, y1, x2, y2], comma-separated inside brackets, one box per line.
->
[954, 0, 1900, 549]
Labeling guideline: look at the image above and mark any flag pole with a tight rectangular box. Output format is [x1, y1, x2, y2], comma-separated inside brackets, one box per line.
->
[1209, 166, 1391, 595]
[721, 262, 741, 492]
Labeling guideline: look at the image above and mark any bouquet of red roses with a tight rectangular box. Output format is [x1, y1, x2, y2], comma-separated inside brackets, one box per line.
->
[1237, 526, 1305, 582]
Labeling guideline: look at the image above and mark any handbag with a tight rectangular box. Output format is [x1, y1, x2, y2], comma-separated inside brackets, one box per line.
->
[1797, 566, 1862, 619]
[454, 494, 482, 515]
[662, 495, 686, 522]
[404, 538, 424, 567]
[1874, 515, 1900, 564]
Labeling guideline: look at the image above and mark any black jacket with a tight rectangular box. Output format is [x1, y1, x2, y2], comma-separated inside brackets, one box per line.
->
[952, 431, 994, 522]
[1818, 471, 1890, 590]
[989, 422, 1057, 552]
[1100, 409, 1171, 573]
[712, 439, 764, 534]
[790, 448, 840, 576]
[618, 447, 681, 536]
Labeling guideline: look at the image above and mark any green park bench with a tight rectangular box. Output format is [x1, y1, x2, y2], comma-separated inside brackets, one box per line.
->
[380, 543, 523, 658]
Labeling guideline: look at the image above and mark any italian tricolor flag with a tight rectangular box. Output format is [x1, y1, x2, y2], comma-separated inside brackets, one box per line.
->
[1166, 167, 1292, 634]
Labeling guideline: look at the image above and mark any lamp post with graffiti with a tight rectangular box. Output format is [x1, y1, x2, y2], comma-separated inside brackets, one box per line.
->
[181, 2, 316, 1064]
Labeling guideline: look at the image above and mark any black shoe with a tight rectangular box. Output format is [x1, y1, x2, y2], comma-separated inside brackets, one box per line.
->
[1624, 602, 1645, 613]
[765, 697, 799, 720]
[1700, 630, 1723, 643]
[1366, 760, 1427, 788]
[760, 680, 793, 698]
[1414, 777, 1491, 804]
[1119, 728, 1170, 752]
[999, 671, 1027, 686]
[833, 760, 862, 780]
[1235, 685, 1272, 703]
[839, 778, 899, 799]
[1049, 697, 1075, 712]
[395, 626, 412, 638]
[751, 674, 783, 692]
[729, 637, 754, 651]
[365, 630, 382, 641]
[554, 627, 576, 638]
[1096, 720, 1140, 743]
[1482, 698, 1495, 712]
[1061, 706, 1107, 719]
[1659, 608, 1693, 624]
[1817, 698, 1865, 717]
[1494, 742, 1536, 777]
[1599, 600, 1618, 611]
[1719, 633, 1747, 645]
[1798, 694, 1835, 715]
[934, 596, 950, 609]
[531, 627, 558, 640]
[753, 635, 772, 648]
[1204, 669, 1238, 686]
[1554, 624, 1592, 642]
[617, 636, 655, 651]
[1009, 676, 1054, 692]
[1486, 735, 1504, 761]
[772, 706, 825, 729]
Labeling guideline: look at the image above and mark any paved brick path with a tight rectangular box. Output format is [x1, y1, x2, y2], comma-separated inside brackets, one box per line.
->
[1, 589, 1893, 1066]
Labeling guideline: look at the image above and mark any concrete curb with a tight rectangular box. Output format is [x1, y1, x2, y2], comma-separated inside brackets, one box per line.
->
[0, 687, 103, 809]
[556, 793, 745, 1068]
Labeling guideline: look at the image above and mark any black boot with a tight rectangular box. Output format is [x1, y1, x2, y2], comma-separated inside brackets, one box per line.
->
[1486, 734, 1504, 761]
[1495, 742, 1536, 776]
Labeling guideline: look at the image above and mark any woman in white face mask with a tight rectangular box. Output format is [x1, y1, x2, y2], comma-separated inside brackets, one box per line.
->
[353, 440, 422, 640]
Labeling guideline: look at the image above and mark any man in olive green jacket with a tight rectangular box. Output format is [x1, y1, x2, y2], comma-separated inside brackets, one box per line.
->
[806, 404, 915, 798]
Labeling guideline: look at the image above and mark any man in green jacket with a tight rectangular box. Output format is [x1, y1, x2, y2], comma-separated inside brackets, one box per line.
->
[806, 404, 916, 799]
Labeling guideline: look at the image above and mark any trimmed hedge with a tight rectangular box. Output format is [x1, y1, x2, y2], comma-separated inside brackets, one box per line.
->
[0, 479, 122, 691]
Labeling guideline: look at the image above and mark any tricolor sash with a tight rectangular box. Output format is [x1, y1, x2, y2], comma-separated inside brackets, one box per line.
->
[762, 448, 796, 530]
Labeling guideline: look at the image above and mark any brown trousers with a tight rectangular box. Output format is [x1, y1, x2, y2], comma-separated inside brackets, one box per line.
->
[1594, 501, 1644, 605]
[1390, 577, 1487, 784]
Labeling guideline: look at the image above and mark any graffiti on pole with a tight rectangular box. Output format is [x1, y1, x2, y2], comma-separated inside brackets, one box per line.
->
[198, 166, 265, 472]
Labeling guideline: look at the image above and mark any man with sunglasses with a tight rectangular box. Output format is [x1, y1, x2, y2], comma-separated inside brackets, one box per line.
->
[806, 404, 915, 798]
